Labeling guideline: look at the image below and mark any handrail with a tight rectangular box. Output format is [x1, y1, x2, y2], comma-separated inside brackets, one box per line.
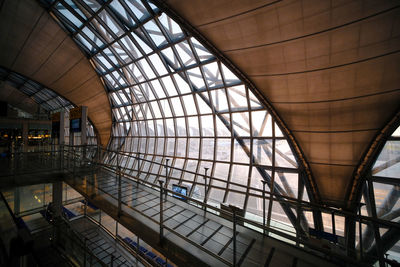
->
[2, 145, 391, 265]
[85, 215, 164, 267]
[98, 164, 372, 265]
[53, 219, 108, 267]
[5, 145, 399, 235]
[90, 147, 400, 231]
[66, 163, 235, 266]
[65, 159, 372, 266]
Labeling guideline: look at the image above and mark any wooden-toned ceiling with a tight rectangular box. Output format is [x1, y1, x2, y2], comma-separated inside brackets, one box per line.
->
[163, 0, 400, 206]
[1, 0, 399, 206]
[0, 0, 111, 146]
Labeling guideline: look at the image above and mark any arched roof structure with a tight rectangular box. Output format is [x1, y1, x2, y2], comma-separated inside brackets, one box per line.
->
[160, 0, 400, 207]
[0, 0, 111, 146]
[34, 0, 317, 233]
[0, 67, 98, 144]
[0, 0, 399, 211]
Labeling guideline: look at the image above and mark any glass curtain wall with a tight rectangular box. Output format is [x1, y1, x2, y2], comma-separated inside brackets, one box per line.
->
[359, 126, 400, 263]
[41, 0, 313, 232]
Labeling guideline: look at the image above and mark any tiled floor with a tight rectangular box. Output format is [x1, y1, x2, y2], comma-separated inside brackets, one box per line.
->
[70, 217, 145, 267]
[66, 168, 339, 267]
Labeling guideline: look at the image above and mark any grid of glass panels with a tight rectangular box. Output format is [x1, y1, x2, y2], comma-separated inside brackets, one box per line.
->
[365, 125, 400, 262]
[0, 67, 97, 144]
[42, 0, 312, 230]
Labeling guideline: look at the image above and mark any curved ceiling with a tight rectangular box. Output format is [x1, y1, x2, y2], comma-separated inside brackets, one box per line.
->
[0, 81, 40, 115]
[0, 0, 111, 146]
[162, 0, 400, 206]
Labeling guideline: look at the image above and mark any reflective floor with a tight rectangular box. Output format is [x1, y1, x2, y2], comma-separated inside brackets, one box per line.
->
[67, 168, 339, 267]
[70, 216, 144, 267]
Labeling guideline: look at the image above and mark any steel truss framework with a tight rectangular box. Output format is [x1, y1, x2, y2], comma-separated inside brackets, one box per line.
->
[0, 67, 98, 145]
[357, 125, 400, 264]
[39, 0, 323, 235]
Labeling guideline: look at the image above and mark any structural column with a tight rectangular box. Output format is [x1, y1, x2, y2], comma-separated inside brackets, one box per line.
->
[59, 110, 65, 145]
[81, 106, 87, 146]
[53, 110, 65, 217]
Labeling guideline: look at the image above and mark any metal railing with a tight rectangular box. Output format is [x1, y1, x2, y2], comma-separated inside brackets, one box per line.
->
[59, 146, 368, 266]
[51, 218, 108, 267]
[3, 144, 398, 266]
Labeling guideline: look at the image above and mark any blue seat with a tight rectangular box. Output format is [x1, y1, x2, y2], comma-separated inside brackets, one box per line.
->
[123, 237, 133, 243]
[146, 251, 156, 260]
[139, 246, 148, 254]
[155, 257, 166, 265]
[62, 206, 76, 219]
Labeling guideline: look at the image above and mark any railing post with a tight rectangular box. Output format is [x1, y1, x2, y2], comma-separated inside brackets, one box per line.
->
[230, 205, 238, 267]
[73, 147, 77, 184]
[117, 154, 122, 217]
[60, 144, 64, 171]
[159, 180, 164, 245]
[203, 167, 209, 209]
[137, 152, 140, 187]
[261, 180, 267, 235]
[137, 236, 140, 259]
[165, 159, 169, 199]
[295, 199, 301, 246]
[118, 166, 121, 217]
[359, 203, 365, 261]
[111, 255, 114, 267]
[67, 146, 70, 170]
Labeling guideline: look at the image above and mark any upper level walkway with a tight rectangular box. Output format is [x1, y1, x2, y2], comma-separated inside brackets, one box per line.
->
[65, 166, 338, 267]
[1, 145, 382, 266]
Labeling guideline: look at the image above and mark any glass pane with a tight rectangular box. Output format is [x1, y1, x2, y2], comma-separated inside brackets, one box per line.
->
[372, 141, 400, 178]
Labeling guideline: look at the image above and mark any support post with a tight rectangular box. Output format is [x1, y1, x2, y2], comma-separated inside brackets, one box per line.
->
[203, 167, 209, 209]
[345, 215, 356, 258]
[159, 180, 164, 245]
[230, 205, 238, 267]
[137, 152, 140, 187]
[60, 144, 64, 171]
[165, 159, 169, 199]
[261, 180, 267, 235]
[117, 154, 122, 217]
[267, 119, 276, 232]
[81, 106, 88, 146]
[73, 147, 76, 183]
[367, 175, 385, 267]
[331, 211, 336, 236]
[359, 203, 365, 260]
